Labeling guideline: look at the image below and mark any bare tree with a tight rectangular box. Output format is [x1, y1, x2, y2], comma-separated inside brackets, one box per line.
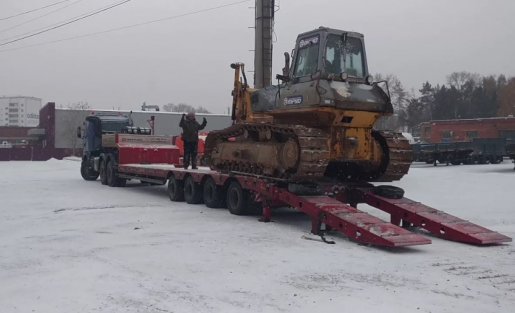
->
[162, 103, 175, 112]
[498, 77, 515, 116]
[446, 71, 481, 92]
[161, 102, 211, 113]
[374, 73, 411, 131]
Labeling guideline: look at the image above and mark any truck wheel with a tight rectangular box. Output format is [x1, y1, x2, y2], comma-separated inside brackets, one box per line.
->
[106, 160, 125, 187]
[167, 176, 184, 202]
[450, 159, 461, 165]
[80, 160, 99, 181]
[100, 159, 108, 185]
[226, 181, 251, 215]
[184, 176, 202, 204]
[288, 182, 322, 196]
[372, 185, 405, 199]
[203, 177, 224, 208]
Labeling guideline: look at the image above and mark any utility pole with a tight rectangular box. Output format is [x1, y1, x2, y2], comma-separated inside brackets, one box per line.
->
[254, 0, 274, 89]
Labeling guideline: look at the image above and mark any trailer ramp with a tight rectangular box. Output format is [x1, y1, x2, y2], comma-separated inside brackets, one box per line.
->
[303, 196, 431, 247]
[257, 184, 431, 247]
[363, 192, 512, 245]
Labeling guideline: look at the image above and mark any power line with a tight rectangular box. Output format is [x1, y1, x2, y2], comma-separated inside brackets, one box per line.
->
[1, 0, 126, 42]
[0, 0, 86, 35]
[0, 0, 133, 47]
[0, 0, 252, 52]
[0, 0, 72, 21]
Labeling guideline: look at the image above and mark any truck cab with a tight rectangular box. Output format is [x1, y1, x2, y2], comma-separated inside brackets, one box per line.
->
[79, 114, 132, 181]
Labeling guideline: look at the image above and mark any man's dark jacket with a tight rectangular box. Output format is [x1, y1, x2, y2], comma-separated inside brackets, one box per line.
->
[179, 116, 207, 142]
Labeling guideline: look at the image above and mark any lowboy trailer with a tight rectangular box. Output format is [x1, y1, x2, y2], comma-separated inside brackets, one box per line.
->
[112, 163, 511, 248]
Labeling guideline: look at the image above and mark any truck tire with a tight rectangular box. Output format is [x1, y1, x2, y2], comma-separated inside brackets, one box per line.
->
[226, 181, 251, 215]
[288, 182, 322, 196]
[80, 160, 99, 181]
[450, 159, 461, 165]
[203, 177, 224, 208]
[100, 159, 108, 185]
[372, 185, 405, 199]
[106, 160, 125, 187]
[167, 175, 184, 202]
[184, 176, 202, 204]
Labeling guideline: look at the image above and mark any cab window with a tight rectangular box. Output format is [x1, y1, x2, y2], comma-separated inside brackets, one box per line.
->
[293, 36, 320, 77]
[325, 34, 365, 77]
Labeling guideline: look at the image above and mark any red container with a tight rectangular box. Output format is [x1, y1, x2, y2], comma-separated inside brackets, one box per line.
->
[115, 134, 180, 165]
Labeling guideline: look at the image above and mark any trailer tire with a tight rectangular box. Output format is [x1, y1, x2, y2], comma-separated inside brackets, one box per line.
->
[372, 185, 404, 199]
[288, 182, 322, 196]
[203, 177, 224, 208]
[80, 160, 99, 181]
[167, 176, 184, 202]
[99, 159, 108, 185]
[450, 159, 461, 165]
[226, 181, 252, 215]
[184, 176, 202, 204]
[106, 160, 125, 187]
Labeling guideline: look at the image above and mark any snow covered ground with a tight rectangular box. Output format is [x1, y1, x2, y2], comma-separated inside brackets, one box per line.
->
[0, 159, 514, 313]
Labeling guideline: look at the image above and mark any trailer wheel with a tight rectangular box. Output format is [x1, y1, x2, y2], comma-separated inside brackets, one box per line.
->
[106, 160, 125, 187]
[80, 160, 99, 181]
[450, 159, 461, 165]
[99, 159, 108, 185]
[167, 176, 184, 202]
[184, 176, 203, 204]
[490, 156, 502, 164]
[288, 182, 322, 196]
[372, 185, 405, 199]
[226, 181, 251, 215]
[203, 177, 224, 208]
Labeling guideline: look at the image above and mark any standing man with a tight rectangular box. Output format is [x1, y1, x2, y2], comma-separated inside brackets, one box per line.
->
[179, 112, 207, 169]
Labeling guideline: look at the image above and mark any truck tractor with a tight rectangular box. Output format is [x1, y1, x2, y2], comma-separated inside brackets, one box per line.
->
[204, 27, 412, 182]
[78, 113, 154, 186]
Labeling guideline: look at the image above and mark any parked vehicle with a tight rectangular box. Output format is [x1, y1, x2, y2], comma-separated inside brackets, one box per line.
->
[413, 117, 515, 166]
[412, 138, 505, 166]
[78, 113, 180, 185]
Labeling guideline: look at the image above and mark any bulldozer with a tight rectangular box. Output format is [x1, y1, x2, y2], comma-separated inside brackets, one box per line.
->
[204, 27, 412, 182]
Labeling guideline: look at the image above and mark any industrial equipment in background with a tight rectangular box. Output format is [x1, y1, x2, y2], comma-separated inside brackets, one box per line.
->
[506, 139, 515, 170]
[141, 102, 160, 111]
[412, 117, 515, 166]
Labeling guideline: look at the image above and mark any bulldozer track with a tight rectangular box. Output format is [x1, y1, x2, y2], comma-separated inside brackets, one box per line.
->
[370, 131, 413, 182]
[204, 126, 411, 183]
[204, 124, 329, 180]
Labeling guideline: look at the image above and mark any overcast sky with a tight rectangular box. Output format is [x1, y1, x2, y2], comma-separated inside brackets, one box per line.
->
[1, 0, 514, 113]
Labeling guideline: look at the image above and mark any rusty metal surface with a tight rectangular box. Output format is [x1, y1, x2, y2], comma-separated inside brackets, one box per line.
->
[204, 123, 329, 180]
[205, 124, 412, 183]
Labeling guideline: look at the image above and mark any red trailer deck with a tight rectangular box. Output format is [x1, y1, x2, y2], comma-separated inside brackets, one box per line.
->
[116, 163, 511, 248]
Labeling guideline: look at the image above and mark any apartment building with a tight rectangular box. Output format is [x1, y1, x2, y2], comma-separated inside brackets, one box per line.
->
[0, 96, 42, 127]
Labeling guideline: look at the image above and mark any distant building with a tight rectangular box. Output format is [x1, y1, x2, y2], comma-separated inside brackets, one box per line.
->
[0, 96, 42, 127]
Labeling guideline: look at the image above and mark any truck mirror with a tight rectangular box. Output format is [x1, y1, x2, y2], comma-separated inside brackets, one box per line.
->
[76, 126, 82, 138]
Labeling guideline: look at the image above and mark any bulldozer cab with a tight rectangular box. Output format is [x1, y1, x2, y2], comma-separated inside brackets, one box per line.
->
[249, 27, 392, 121]
[291, 28, 367, 80]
